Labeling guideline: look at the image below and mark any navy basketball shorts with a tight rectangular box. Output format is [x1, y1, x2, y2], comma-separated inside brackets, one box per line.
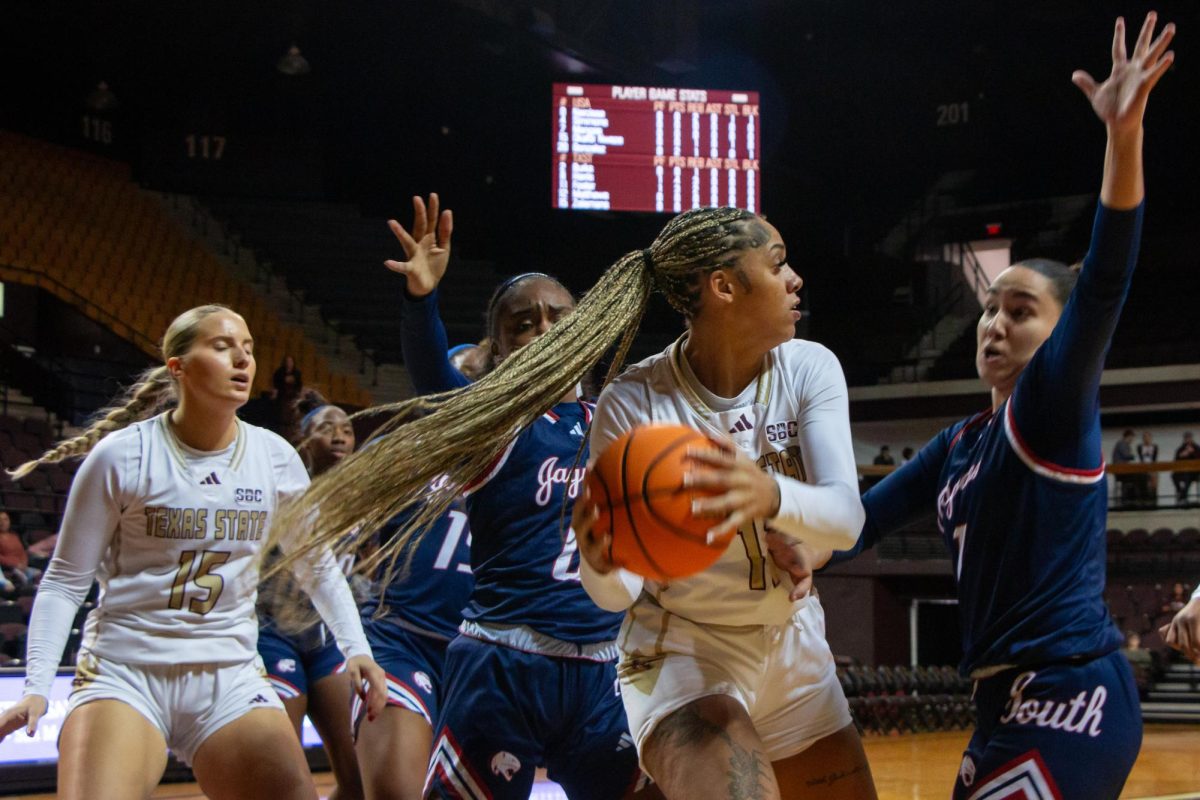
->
[257, 621, 345, 701]
[426, 635, 643, 800]
[954, 650, 1142, 800]
[353, 617, 448, 730]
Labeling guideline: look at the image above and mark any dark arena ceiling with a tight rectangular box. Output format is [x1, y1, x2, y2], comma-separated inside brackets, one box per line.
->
[5, 0, 1196, 320]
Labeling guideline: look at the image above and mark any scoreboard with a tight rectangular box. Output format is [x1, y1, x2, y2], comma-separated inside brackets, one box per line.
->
[552, 83, 761, 214]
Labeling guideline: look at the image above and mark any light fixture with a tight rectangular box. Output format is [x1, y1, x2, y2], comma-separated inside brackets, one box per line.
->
[277, 45, 311, 76]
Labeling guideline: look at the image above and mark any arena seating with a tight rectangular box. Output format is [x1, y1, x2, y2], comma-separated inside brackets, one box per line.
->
[0, 132, 371, 407]
[202, 197, 501, 366]
[838, 663, 975, 735]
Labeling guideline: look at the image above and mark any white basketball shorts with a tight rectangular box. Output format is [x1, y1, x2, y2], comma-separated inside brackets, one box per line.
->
[65, 649, 285, 765]
[617, 594, 852, 768]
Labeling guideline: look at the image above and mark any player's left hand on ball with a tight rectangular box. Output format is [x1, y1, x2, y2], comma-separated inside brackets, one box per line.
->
[1161, 597, 1200, 664]
[764, 531, 817, 601]
[685, 438, 782, 542]
[345, 655, 388, 721]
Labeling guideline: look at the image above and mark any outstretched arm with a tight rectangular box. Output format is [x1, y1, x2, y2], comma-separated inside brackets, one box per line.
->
[389, 193, 472, 394]
[823, 427, 953, 569]
[1073, 13, 1176, 210]
[1011, 13, 1175, 467]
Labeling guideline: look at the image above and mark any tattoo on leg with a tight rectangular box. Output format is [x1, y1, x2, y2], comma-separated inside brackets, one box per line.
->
[654, 704, 729, 749]
[725, 743, 770, 800]
[653, 705, 771, 800]
[805, 761, 868, 788]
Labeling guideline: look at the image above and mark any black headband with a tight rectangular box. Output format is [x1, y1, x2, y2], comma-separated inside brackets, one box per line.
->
[487, 272, 553, 318]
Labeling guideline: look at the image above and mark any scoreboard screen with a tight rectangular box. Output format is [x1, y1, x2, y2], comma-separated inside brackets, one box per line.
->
[552, 83, 761, 214]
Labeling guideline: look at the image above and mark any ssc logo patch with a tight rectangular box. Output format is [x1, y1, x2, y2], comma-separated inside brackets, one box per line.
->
[235, 488, 264, 505]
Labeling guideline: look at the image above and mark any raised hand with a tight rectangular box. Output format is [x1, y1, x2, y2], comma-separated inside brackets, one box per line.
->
[385, 193, 454, 298]
[1072, 13, 1175, 135]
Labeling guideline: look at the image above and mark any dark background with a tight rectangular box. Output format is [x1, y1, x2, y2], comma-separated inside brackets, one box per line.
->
[4, 0, 1195, 295]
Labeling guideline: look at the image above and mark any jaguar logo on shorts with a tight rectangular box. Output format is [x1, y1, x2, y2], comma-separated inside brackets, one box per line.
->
[490, 751, 522, 781]
[413, 671, 433, 693]
[277, 659, 297, 673]
[959, 754, 976, 787]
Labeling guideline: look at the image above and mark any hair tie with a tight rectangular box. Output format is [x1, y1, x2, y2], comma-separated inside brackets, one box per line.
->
[300, 404, 330, 432]
[641, 249, 656, 274]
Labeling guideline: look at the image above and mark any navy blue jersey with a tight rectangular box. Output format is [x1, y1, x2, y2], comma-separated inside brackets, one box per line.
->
[361, 506, 474, 641]
[402, 290, 624, 646]
[833, 204, 1142, 675]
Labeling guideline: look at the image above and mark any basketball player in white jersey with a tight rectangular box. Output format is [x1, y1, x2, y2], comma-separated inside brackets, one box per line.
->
[576, 212, 877, 799]
[0, 305, 385, 800]
[259, 206, 875, 793]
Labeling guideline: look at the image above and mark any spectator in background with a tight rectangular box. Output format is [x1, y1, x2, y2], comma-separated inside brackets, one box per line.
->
[1112, 429, 1137, 506]
[1138, 431, 1159, 506]
[1120, 631, 1154, 699]
[448, 339, 491, 382]
[901, 446, 915, 465]
[863, 445, 895, 489]
[1173, 431, 1200, 505]
[1161, 582, 1189, 617]
[0, 511, 38, 589]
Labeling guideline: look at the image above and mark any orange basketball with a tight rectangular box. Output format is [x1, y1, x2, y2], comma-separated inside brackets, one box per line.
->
[586, 423, 734, 581]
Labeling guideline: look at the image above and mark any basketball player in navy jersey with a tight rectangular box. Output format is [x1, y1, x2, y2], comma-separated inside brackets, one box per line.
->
[383, 194, 649, 800]
[822, 14, 1175, 799]
[354, 451, 474, 799]
[258, 394, 365, 800]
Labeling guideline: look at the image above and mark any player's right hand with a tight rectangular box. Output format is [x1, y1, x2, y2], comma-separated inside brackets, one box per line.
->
[385, 192, 454, 298]
[1161, 596, 1200, 664]
[0, 694, 48, 741]
[573, 485, 616, 575]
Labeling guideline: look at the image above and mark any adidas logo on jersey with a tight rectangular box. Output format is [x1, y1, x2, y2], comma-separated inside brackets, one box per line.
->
[728, 414, 754, 434]
[199, 472, 221, 486]
[616, 733, 635, 752]
[249, 694, 270, 704]
[570, 421, 585, 438]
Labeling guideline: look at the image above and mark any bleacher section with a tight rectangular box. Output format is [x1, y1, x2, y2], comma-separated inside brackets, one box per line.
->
[202, 198, 501, 365]
[927, 228, 1200, 381]
[839, 664, 975, 735]
[0, 132, 371, 407]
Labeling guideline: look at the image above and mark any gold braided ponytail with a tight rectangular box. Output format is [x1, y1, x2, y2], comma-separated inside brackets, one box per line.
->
[7, 304, 235, 480]
[265, 206, 770, 581]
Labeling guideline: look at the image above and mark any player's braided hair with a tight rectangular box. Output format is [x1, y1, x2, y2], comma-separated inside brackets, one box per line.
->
[265, 206, 770, 580]
[7, 304, 234, 480]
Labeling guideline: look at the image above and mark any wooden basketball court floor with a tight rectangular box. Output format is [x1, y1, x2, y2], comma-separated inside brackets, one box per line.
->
[12, 724, 1199, 799]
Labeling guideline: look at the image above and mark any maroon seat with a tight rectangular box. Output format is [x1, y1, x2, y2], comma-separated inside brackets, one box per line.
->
[48, 471, 73, 493]
[2, 492, 36, 511]
[25, 528, 53, 545]
[18, 471, 49, 492]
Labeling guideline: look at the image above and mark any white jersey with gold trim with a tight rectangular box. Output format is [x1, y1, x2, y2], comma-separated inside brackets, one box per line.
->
[583, 335, 863, 627]
[23, 413, 370, 699]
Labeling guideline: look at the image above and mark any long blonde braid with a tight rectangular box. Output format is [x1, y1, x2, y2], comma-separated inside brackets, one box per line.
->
[265, 206, 767, 582]
[8, 304, 235, 480]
